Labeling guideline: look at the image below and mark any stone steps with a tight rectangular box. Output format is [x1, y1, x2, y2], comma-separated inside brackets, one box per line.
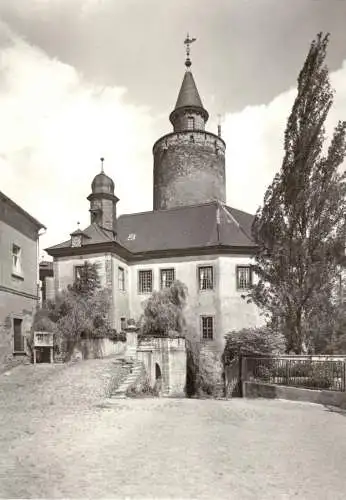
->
[110, 359, 145, 399]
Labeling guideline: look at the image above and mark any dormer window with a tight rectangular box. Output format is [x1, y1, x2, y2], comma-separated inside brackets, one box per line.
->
[187, 116, 195, 130]
[71, 235, 82, 248]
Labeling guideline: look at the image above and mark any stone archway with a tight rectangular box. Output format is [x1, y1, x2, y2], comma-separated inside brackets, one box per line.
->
[155, 362, 162, 380]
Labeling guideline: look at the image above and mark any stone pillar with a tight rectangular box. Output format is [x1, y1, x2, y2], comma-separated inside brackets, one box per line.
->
[167, 337, 186, 397]
[160, 338, 170, 396]
[124, 319, 139, 360]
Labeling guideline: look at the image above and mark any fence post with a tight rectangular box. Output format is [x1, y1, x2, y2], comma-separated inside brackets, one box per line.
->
[239, 354, 244, 397]
[285, 359, 290, 386]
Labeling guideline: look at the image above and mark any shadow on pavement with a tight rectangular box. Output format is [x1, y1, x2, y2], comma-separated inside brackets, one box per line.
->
[323, 405, 346, 417]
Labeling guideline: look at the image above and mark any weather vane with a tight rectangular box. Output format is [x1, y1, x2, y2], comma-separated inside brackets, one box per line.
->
[184, 33, 196, 69]
[100, 157, 104, 173]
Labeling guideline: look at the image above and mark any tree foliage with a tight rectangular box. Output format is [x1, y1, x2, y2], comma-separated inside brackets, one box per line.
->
[69, 261, 101, 295]
[33, 261, 112, 360]
[141, 281, 188, 337]
[249, 33, 346, 353]
[223, 327, 286, 366]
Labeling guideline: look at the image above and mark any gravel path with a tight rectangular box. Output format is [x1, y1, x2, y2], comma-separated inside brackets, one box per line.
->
[0, 361, 346, 499]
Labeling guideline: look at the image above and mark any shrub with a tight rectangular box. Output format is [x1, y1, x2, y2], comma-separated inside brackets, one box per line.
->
[256, 365, 272, 381]
[196, 349, 224, 397]
[185, 340, 223, 398]
[126, 377, 159, 398]
[255, 361, 334, 390]
[223, 326, 286, 365]
[141, 281, 188, 337]
[108, 330, 126, 343]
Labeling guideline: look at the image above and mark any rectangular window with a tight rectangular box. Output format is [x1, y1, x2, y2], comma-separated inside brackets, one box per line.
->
[120, 317, 127, 331]
[236, 265, 252, 290]
[160, 268, 175, 289]
[74, 265, 84, 282]
[13, 318, 24, 352]
[138, 270, 153, 294]
[187, 116, 195, 130]
[199, 266, 214, 290]
[118, 267, 125, 291]
[12, 244, 22, 275]
[201, 316, 214, 340]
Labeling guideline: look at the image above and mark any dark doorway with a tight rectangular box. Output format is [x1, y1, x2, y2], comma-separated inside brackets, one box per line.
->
[13, 318, 24, 352]
[36, 347, 51, 363]
[155, 363, 162, 380]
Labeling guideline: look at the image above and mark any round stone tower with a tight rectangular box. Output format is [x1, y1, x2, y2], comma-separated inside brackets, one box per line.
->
[153, 44, 226, 211]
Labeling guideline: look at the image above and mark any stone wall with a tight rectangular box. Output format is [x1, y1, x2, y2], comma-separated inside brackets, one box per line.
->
[153, 131, 226, 210]
[137, 336, 186, 396]
[70, 338, 126, 361]
[243, 381, 346, 409]
[0, 291, 34, 371]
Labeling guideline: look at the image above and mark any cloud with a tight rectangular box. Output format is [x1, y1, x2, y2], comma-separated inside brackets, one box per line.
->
[223, 60, 346, 215]
[2, 17, 346, 263]
[0, 24, 158, 256]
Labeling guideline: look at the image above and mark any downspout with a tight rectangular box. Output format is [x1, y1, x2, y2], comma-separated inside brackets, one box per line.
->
[37, 227, 47, 306]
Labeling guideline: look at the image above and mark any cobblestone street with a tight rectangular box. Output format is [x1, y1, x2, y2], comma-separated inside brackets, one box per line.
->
[0, 361, 346, 499]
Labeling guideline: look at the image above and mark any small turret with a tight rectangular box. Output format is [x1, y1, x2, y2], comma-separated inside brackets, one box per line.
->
[87, 158, 119, 235]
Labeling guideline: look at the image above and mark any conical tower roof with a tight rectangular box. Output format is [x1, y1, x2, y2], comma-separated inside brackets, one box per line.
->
[170, 69, 209, 125]
[174, 71, 204, 110]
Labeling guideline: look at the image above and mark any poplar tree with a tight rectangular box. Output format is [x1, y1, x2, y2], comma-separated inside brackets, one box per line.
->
[250, 33, 346, 353]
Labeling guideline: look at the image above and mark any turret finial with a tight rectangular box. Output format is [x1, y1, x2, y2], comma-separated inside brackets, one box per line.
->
[100, 157, 104, 173]
[184, 33, 196, 69]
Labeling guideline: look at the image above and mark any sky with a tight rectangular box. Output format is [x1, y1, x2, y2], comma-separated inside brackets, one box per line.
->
[1, 0, 346, 258]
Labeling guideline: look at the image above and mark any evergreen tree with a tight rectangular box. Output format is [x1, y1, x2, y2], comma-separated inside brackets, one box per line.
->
[250, 33, 346, 353]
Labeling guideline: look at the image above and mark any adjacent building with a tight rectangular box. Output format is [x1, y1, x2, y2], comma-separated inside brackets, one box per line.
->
[46, 48, 263, 351]
[0, 191, 45, 370]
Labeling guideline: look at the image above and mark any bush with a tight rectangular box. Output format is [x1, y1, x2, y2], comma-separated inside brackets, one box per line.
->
[255, 361, 334, 390]
[185, 340, 223, 398]
[126, 377, 159, 398]
[107, 330, 126, 342]
[223, 326, 286, 365]
[141, 281, 188, 337]
[256, 365, 272, 381]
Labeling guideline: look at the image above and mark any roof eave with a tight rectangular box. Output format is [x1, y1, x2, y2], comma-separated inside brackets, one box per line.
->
[0, 191, 46, 231]
[45, 241, 258, 261]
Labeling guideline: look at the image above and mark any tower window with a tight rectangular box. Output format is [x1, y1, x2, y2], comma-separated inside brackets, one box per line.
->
[198, 266, 214, 291]
[138, 270, 153, 294]
[187, 116, 195, 130]
[160, 268, 175, 289]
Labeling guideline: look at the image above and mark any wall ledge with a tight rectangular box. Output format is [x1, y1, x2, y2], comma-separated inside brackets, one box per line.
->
[243, 381, 346, 410]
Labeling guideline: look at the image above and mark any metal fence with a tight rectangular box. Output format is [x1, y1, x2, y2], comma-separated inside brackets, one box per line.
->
[243, 356, 346, 392]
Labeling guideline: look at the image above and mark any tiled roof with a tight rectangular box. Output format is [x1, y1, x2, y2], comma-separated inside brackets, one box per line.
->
[46, 202, 256, 257]
[47, 223, 115, 250]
